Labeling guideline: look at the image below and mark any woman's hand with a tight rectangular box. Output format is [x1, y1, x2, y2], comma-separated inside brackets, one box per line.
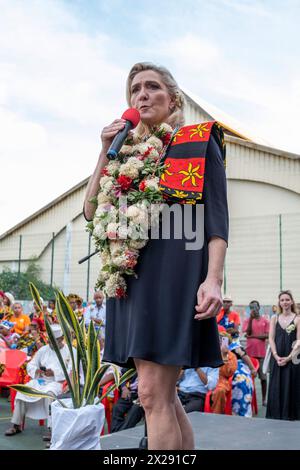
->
[194, 278, 222, 320]
[100, 119, 126, 155]
[277, 356, 290, 367]
[121, 386, 131, 400]
[276, 356, 287, 367]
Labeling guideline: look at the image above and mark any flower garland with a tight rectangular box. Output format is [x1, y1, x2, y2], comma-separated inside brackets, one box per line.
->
[87, 123, 173, 298]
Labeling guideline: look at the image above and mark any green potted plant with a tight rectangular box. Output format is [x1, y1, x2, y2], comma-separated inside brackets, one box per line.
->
[10, 283, 134, 450]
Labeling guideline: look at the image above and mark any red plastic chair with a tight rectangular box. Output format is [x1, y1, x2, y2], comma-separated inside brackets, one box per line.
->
[101, 380, 119, 434]
[249, 357, 260, 415]
[0, 349, 27, 412]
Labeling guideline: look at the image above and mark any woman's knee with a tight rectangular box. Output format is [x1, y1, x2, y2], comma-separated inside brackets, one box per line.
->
[138, 381, 157, 411]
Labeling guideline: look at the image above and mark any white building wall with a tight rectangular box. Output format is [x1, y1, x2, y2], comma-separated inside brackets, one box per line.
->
[227, 180, 300, 218]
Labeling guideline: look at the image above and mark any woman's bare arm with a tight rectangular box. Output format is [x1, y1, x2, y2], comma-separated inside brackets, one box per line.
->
[268, 315, 278, 358]
[194, 236, 227, 320]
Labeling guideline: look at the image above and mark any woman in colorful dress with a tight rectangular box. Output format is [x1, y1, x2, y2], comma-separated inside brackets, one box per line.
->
[229, 339, 256, 417]
[84, 62, 228, 449]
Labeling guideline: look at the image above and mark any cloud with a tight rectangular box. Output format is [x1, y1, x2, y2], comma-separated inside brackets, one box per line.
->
[0, 0, 129, 234]
[151, 32, 300, 153]
[216, 0, 274, 18]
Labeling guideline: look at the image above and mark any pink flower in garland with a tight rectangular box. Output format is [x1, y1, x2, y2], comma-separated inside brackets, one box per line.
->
[125, 250, 138, 269]
[117, 175, 133, 191]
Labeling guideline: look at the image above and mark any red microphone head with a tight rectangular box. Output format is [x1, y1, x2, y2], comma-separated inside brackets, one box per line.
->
[121, 108, 140, 129]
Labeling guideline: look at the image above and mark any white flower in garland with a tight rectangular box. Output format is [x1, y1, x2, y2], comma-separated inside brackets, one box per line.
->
[126, 156, 144, 169]
[119, 162, 139, 179]
[97, 193, 112, 205]
[158, 123, 173, 134]
[119, 144, 134, 155]
[144, 176, 159, 191]
[95, 203, 117, 219]
[100, 249, 111, 265]
[106, 161, 121, 175]
[128, 239, 147, 250]
[110, 240, 125, 256]
[93, 223, 106, 239]
[106, 222, 120, 239]
[146, 136, 163, 152]
[105, 273, 127, 298]
[100, 175, 114, 194]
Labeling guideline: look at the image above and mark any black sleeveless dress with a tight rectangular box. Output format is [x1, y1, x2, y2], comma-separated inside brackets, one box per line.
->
[103, 135, 228, 369]
[266, 315, 300, 420]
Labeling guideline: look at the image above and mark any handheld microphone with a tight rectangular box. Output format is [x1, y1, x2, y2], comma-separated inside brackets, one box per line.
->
[107, 108, 140, 160]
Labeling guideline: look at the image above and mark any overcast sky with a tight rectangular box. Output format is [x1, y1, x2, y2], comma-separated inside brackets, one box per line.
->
[1, 0, 300, 235]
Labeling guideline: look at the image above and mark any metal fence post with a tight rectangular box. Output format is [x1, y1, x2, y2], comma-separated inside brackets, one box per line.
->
[86, 232, 92, 302]
[279, 214, 283, 291]
[50, 232, 55, 287]
[223, 258, 227, 295]
[17, 235, 22, 297]
[63, 223, 72, 295]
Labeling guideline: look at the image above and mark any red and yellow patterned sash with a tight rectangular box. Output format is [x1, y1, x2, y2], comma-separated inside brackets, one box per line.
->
[159, 121, 225, 204]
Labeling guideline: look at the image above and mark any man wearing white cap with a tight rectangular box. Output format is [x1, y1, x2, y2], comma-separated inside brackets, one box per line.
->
[5, 324, 71, 436]
[216, 295, 241, 337]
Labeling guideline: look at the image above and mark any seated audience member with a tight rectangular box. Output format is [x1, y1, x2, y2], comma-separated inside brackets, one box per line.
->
[178, 367, 219, 413]
[10, 303, 30, 336]
[111, 369, 144, 433]
[5, 325, 72, 436]
[30, 300, 46, 332]
[0, 291, 6, 320]
[2, 292, 15, 320]
[76, 296, 85, 320]
[211, 333, 237, 414]
[0, 321, 16, 348]
[67, 294, 84, 320]
[47, 300, 58, 324]
[229, 337, 256, 417]
[17, 323, 47, 356]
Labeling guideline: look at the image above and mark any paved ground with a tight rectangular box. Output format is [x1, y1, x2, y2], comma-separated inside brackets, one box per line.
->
[101, 413, 300, 450]
[0, 377, 268, 450]
[0, 395, 45, 450]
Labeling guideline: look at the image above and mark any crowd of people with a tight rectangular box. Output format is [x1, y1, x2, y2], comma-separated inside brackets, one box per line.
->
[1, 288, 300, 445]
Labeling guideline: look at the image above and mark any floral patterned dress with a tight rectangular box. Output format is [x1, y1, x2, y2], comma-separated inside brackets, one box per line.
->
[231, 358, 253, 417]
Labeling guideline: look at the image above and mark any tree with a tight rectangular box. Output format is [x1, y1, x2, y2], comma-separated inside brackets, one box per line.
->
[0, 258, 56, 300]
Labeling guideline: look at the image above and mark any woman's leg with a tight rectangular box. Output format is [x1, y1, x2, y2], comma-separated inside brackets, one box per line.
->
[174, 395, 195, 449]
[134, 359, 186, 450]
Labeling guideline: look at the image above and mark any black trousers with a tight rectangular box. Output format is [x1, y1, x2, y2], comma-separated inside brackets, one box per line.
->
[178, 390, 206, 413]
[111, 393, 145, 433]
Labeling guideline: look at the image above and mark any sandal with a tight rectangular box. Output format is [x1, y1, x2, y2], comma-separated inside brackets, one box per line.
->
[5, 426, 22, 436]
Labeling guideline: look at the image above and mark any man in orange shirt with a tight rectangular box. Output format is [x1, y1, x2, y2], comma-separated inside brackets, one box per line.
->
[10, 303, 30, 336]
[216, 295, 240, 338]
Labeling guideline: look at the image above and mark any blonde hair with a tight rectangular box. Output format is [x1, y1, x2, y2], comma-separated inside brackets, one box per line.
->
[126, 62, 185, 138]
[278, 290, 298, 314]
